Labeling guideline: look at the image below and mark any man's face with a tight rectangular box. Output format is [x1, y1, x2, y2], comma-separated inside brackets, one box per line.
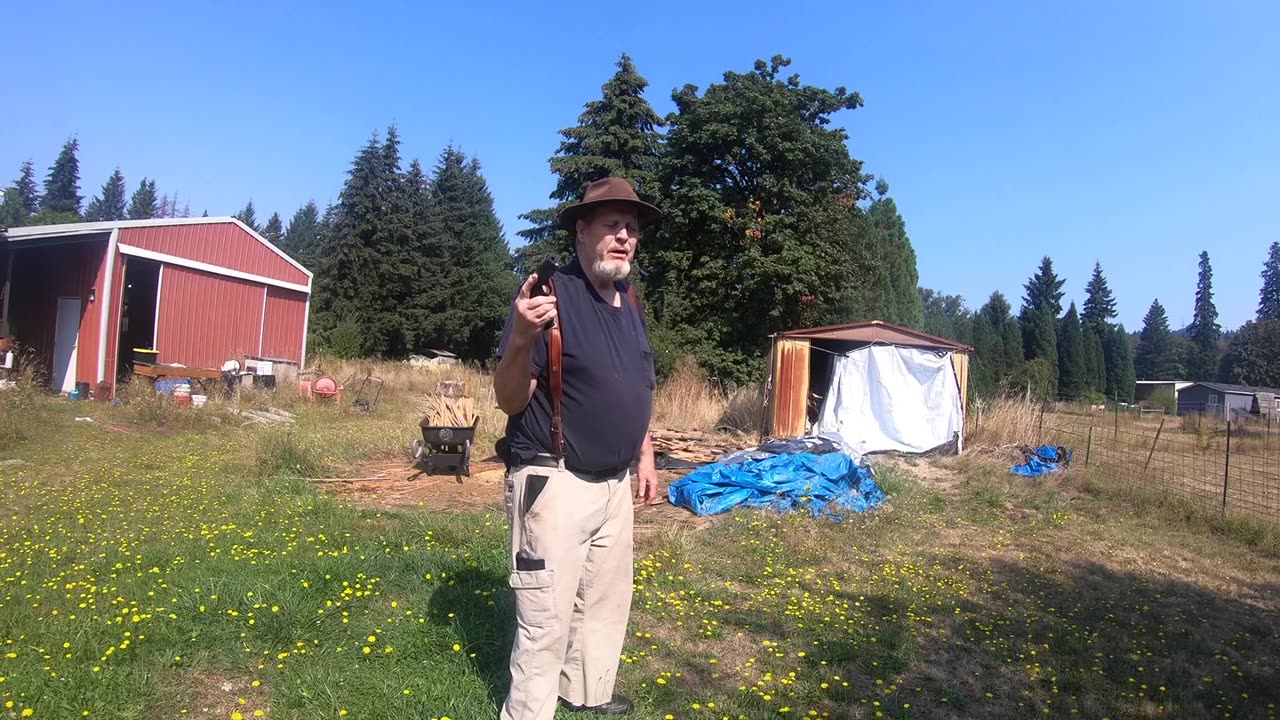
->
[577, 204, 640, 282]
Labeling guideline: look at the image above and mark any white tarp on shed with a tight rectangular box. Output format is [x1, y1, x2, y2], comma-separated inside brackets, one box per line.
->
[814, 345, 964, 454]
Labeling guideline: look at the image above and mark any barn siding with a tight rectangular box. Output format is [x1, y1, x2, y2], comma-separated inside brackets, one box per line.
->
[120, 223, 310, 286]
[5, 240, 106, 388]
[261, 287, 307, 362]
[155, 265, 263, 368]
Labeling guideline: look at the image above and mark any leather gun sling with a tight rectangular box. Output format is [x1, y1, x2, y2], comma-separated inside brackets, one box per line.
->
[545, 280, 641, 460]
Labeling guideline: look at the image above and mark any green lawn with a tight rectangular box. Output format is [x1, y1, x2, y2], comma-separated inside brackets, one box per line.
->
[2, 395, 1279, 719]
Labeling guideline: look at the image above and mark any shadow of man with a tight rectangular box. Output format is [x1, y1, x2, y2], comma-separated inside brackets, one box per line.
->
[427, 560, 515, 710]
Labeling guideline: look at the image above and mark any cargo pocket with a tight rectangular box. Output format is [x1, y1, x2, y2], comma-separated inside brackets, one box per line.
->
[508, 568, 557, 630]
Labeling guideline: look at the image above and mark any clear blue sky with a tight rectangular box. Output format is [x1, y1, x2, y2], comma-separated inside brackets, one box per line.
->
[5, 0, 1276, 331]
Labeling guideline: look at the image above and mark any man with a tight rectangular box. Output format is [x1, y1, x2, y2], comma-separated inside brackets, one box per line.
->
[492, 176, 661, 719]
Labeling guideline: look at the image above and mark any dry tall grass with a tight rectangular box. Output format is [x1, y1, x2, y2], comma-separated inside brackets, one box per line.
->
[650, 355, 764, 432]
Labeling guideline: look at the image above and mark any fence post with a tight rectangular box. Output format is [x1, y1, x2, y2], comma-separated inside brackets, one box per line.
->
[1222, 420, 1232, 514]
[1038, 401, 1046, 440]
[1086, 426, 1093, 467]
[1114, 392, 1120, 440]
[1142, 417, 1165, 476]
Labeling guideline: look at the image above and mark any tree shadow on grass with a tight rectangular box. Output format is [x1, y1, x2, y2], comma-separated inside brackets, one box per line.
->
[427, 561, 515, 710]
[676, 551, 1280, 720]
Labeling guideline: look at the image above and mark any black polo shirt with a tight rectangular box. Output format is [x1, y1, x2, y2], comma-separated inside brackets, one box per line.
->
[496, 257, 656, 474]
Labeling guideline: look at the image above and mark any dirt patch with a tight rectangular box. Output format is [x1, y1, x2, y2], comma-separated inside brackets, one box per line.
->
[149, 666, 270, 719]
[317, 458, 725, 531]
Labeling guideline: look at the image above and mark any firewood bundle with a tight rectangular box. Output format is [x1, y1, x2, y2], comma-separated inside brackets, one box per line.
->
[424, 394, 476, 427]
[650, 428, 745, 464]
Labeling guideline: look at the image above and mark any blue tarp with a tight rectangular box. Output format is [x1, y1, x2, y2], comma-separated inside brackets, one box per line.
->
[666, 451, 885, 521]
[1010, 444, 1072, 477]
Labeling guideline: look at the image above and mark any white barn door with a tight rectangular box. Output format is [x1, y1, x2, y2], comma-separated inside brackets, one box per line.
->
[52, 296, 81, 393]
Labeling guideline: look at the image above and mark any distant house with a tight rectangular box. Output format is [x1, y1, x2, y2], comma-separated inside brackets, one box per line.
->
[1134, 380, 1192, 404]
[1176, 382, 1280, 418]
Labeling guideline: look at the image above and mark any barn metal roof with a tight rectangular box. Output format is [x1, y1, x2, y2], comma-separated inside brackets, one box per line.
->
[775, 320, 973, 352]
[3, 217, 312, 278]
[1187, 382, 1280, 396]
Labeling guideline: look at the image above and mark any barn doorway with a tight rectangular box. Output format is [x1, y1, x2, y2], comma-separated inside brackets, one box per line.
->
[117, 258, 161, 380]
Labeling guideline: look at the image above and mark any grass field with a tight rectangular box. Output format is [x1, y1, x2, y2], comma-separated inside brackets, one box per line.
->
[2, 367, 1279, 719]
[968, 397, 1280, 522]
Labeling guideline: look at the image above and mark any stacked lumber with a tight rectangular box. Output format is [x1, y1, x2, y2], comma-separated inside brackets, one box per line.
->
[425, 394, 476, 427]
[650, 428, 746, 464]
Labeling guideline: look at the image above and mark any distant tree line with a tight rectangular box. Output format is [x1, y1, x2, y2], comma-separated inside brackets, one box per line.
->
[920, 246, 1280, 403]
[1, 139, 195, 227]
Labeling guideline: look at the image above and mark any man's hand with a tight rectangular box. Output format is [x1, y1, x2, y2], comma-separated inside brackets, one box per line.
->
[634, 433, 660, 507]
[511, 272, 558, 345]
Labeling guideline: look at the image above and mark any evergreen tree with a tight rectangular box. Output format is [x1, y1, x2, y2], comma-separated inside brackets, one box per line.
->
[1186, 251, 1221, 380]
[280, 200, 321, 269]
[1082, 323, 1107, 395]
[516, 52, 664, 275]
[866, 180, 924, 328]
[313, 127, 419, 357]
[920, 289, 972, 346]
[644, 56, 875, 382]
[1106, 324, 1136, 402]
[84, 168, 128, 221]
[0, 189, 25, 228]
[1056, 303, 1087, 399]
[127, 179, 159, 220]
[419, 146, 516, 360]
[1081, 261, 1117, 329]
[235, 200, 260, 232]
[970, 291, 1020, 397]
[40, 137, 82, 215]
[1018, 257, 1065, 386]
[1028, 302, 1059, 392]
[1134, 299, 1183, 379]
[1259, 242, 1280, 321]
[1220, 320, 1280, 388]
[263, 212, 283, 244]
[12, 160, 40, 216]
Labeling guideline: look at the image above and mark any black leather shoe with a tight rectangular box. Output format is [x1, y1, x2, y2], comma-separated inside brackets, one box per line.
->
[559, 695, 634, 715]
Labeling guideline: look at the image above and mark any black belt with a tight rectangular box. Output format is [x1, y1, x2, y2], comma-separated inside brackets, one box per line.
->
[523, 454, 629, 481]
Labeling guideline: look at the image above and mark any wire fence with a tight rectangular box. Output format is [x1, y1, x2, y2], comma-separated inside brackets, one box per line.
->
[1033, 405, 1280, 523]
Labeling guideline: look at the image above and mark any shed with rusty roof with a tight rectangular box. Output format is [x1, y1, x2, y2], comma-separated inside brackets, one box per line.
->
[765, 320, 972, 454]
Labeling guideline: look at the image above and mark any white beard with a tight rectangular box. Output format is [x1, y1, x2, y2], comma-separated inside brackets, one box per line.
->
[593, 258, 631, 281]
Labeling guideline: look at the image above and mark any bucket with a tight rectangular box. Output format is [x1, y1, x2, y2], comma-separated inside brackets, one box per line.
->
[173, 383, 192, 397]
[174, 394, 192, 408]
[191, 394, 207, 408]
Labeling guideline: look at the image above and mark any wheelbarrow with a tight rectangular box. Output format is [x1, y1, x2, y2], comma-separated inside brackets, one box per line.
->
[411, 414, 479, 478]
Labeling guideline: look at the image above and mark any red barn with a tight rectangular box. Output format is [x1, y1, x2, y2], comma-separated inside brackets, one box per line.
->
[0, 218, 312, 396]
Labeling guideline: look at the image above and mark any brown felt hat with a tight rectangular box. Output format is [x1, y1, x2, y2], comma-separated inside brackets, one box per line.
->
[557, 176, 663, 231]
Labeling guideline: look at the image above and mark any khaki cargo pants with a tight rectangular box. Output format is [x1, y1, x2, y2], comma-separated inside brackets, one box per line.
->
[499, 457, 634, 720]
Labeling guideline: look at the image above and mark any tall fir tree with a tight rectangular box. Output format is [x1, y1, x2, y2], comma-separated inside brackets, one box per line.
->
[1106, 324, 1137, 402]
[1134, 299, 1183, 379]
[235, 200, 260, 232]
[40, 137, 83, 215]
[516, 52, 664, 275]
[1259, 242, 1280, 321]
[263, 212, 283, 244]
[1018, 257, 1065, 386]
[127, 178, 158, 220]
[1056, 303, 1087, 399]
[84, 168, 128, 221]
[313, 127, 419, 357]
[13, 160, 40, 216]
[1186, 251, 1221, 380]
[1082, 323, 1107, 395]
[866, 180, 924, 328]
[280, 201, 322, 269]
[644, 56, 877, 382]
[970, 291, 1020, 397]
[419, 146, 516, 360]
[1081, 261, 1117, 329]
